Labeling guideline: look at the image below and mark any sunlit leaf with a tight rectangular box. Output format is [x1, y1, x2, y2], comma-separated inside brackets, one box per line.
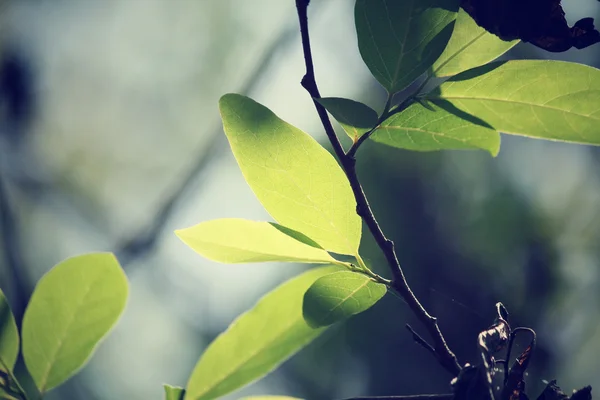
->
[303, 271, 387, 328]
[164, 384, 186, 400]
[355, 0, 459, 93]
[176, 219, 337, 264]
[316, 97, 378, 140]
[427, 60, 600, 144]
[432, 8, 518, 77]
[184, 266, 342, 400]
[372, 102, 500, 155]
[219, 94, 361, 255]
[0, 289, 19, 373]
[22, 253, 128, 393]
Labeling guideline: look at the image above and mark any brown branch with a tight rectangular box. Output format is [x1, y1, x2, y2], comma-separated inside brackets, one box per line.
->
[295, 0, 461, 376]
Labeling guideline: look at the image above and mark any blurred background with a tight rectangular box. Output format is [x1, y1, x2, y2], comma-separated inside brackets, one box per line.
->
[1, 0, 599, 399]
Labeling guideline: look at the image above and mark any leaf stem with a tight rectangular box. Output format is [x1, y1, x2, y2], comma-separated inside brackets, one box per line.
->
[347, 94, 392, 158]
[295, 0, 461, 377]
[0, 358, 29, 400]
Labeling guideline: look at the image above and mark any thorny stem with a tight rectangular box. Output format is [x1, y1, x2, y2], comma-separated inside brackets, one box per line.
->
[295, 0, 461, 376]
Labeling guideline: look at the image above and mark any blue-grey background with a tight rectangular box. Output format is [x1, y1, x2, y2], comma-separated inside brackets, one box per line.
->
[1, 1, 599, 399]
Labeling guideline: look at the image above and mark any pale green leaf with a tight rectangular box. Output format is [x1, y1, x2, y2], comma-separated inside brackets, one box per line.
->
[426, 60, 600, 144]
[22, 253, 128, 393]
[164, 384, 185, 400]
[355, 0, 459, 93]
[316, 98, 378, 140]
[0, 289, 19, 373]
[432, 8, 518, 77]
[303, 271, 387, 328]
[184, 266, 342, 400]
[219, 94, 361, 255]
[176, 219, 337, 264]
[372, 102, 500, 155]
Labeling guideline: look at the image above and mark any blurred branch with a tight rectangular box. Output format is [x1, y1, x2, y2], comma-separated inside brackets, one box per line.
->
[115, 21, 299, 268]
[295, 0, 461, 377]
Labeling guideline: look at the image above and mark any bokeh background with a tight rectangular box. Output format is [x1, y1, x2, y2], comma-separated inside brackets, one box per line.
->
[1, 1, 600, 399]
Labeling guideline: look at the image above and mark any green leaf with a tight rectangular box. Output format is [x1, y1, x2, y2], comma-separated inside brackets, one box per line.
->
[303, 271, 387, 328]
[355, 0, 459, 93]
[0, 289, 19, 373]
[315, 98, 378, 140]
[219, 94, 361, 255]
[164, 384, 186, 400]
[22, 253, 128, 393]
[431, 8, 518, 77]
[371, 102, 500, 155]
[175, 219, 337, 264]
[426, 60, 600, 144]
[184, 265, 342, 400]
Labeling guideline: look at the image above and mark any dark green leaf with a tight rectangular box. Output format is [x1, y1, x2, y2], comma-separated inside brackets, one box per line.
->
[316, 97, 378, 140]
[303, 271, 387, 328]
[355, 0, 459, 93]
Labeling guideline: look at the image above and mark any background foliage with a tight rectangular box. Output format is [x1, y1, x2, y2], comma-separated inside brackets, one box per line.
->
[1, 1, 600, 399]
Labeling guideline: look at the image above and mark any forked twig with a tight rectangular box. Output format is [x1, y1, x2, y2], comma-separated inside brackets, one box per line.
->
[294, 0, 461, 376]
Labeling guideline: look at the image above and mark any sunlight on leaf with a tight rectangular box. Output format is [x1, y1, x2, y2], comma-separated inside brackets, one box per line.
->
[427, 60, 600, 144]
[355, 0, 459, 93]
[316, 97, 378, 140]
[22, 253, 128, 393]
[0, 289, 19, 373]
[184, 266, 342, 400]
[372, 102, 500, 155]
[176, 219, 338, 264]
[432, 8, 518, 77]
[303, 271, 387, 328]
[219, 94, 361, 255]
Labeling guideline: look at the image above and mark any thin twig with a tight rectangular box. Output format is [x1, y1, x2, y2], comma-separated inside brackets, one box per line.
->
[406, 324, 437, 358]
[295, 0, 461, 376]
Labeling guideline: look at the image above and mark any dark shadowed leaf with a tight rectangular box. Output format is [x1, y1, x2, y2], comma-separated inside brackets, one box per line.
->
[303, 271, 387, 328]
[316, 97, 378, 140]
[355, 0, 459, 93]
